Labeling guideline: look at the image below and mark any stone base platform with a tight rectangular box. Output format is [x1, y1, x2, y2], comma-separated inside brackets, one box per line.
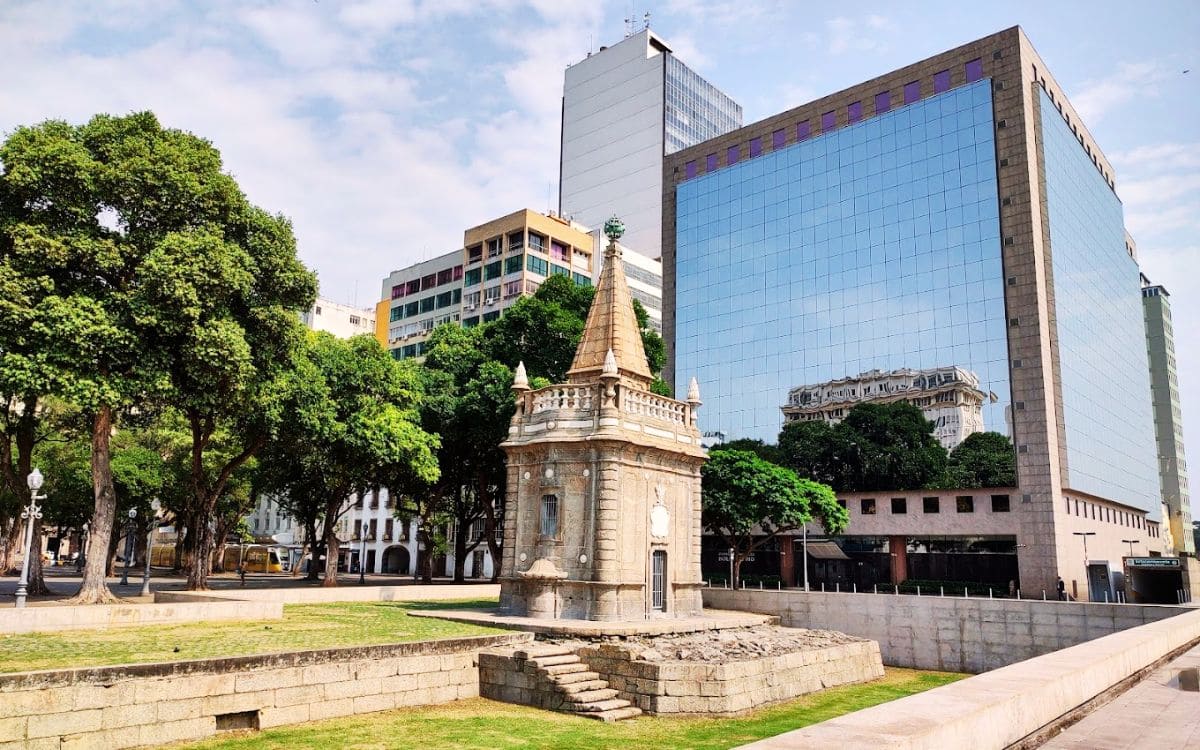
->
[407, 607, 775, 637]
[476, 622, 884, 717]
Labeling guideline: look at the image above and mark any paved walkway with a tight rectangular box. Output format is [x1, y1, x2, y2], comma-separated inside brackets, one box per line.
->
[409, 607, 772, 636]
[1041, 642, 1200, 749]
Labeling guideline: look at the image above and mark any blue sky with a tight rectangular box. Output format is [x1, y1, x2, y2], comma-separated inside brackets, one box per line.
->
[2, 0, 1198, 490]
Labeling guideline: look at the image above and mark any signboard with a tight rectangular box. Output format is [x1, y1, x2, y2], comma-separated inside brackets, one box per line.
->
[716, 552, 755, 562]
[1125, 557, 1180, 569]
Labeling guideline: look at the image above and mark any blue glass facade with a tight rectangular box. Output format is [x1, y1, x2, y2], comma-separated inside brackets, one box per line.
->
[1039, 89, 1161, 518]
[675, 80, 1009, 443]
[664, 55, 743, 156]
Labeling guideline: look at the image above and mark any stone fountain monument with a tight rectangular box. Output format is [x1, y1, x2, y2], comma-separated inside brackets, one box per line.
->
[499, 216, 708, 621]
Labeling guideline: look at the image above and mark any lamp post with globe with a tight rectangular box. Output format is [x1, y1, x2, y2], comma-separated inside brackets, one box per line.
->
[15, 469, 46, 608]
[140, 499, 161, 597]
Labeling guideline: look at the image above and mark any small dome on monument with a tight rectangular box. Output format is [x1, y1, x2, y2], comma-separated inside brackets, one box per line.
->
[513, 361, 529, 390]
[602, 348, 618, 378]
[687, 376, 701, 403]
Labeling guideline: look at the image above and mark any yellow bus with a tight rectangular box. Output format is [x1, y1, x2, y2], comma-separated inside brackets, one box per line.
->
[148, 543, 285, 573]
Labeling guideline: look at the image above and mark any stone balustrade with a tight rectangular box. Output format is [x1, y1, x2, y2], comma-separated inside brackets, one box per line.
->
[531, 385, 596, 414]
[620, 389, 689, 426]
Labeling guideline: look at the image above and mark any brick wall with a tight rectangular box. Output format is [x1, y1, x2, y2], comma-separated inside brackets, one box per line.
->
[0, 633, 529, 750]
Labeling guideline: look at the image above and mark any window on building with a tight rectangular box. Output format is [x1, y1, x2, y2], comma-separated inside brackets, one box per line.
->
[402, 344, 417, 358]
[353, 519, 362, 539]
[384, 518, 394, 541]
[965, 58, 984, 83]
[821, 110, 836, 131]
[861, 498, 876, 515]
[503, 280, 522, 299]
[923, 497, 939, 514]
[706, 153, 718, 171]
[749, 137, 762, 157]
[903, 80, 920, 104]
[420, 296, 435, 313]
[464, 268, 481, 286]
[933, 70, 951, 93]
[436, 291, 453, 308]
[540, 494, 558, 537]
[573, 272, 591, 286]
[484, 261, 502, 281]
[487, 238, 503, 257]
[848, 101, 862, 124]
[371, 488, 380, 508]
[726, 145, 739, 165]
[991, 495, 1010, 513]
[891, 497, 907, 514]
[421, 273, 437, 290]
[550, 264, 570, 278]
[685, 160, 697, 178]
[467, 244, 483, 263]
[837, 499, 848, 510]
[797, 121, 811, 141]
[875, 91, 891, 114]
[463, 315, 479, 328]
[389, 306, 403, 322]
[525, 279, 541, 295]
[453, 265, 463, 280]
[956, 495, 974, 513]
[482, 310, 500, 322]
[452, 288, 461, 304]
[528, 232, 546, 253]
[391, 284, 406, 299]
[526, 254, 548, 276]
[507, 232, 524, 252]
[464, 291, 481, 309]
[772, 128, 785, 149]
[405, 279, 420, 295]
[484, 285, 501, 304]
[436, 268, 452, 286]
[549, 241, 569, 262]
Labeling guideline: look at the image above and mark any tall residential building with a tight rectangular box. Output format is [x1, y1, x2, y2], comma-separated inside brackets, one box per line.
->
[663, 26, 1183, 600]
[378, 250, 463, 360]
[301, 297, 375, 338]
[559, 27, 741, 260]
[1142, 278, 1195, 555]
[462, 209, 594, 328]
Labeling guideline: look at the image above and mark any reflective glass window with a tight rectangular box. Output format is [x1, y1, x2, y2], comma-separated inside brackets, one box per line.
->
[934, 70, 951, 93]
[965, 58, 984, 83]
[903, 80, 920, 103]
[848, 101, 862, 123]
[875, 91, 891, 114]
[821, 110, 836, 130]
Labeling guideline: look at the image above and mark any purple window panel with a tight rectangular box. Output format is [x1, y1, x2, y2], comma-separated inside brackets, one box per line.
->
[847, 101, 862, 123]
[749, 137, 762, 157]
[706, 153, 718, 171]
[685, 160, 697, 179]
[875, 91, 891, 114]
[772, 129, 786, 148]
[727, 145, 740, 165]
[903, 81, 920, 104]
[934, 70, 951, 93]
[391, 285, 405, 299]
[821, 110, 836, 131]
[965, 58, 983, 83]
[797, 121, 811, 141]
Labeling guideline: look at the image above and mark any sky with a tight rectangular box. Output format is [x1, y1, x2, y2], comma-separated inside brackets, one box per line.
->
[1, 0, 1198, 486]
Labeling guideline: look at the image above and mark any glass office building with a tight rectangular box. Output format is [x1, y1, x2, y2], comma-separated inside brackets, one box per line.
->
[1039, 88, 1160, 516]
[664, 55, 743, 156]
[675, 80, 1009, 441]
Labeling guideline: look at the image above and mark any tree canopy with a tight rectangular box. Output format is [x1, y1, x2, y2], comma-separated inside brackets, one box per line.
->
[944, 431, 1017, 488]
[701, 449, 846, 587]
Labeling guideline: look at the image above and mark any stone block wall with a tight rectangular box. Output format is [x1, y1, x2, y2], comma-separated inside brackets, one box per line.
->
[704, 588, 1192, 672]
[577, 641, 883, 715]
[0, 600, 283, 635]
[0, 633, 529, 750]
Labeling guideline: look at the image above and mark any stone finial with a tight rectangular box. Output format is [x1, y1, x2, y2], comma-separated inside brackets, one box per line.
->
[513, 361, 529, 391]
[602, 349, 618, 378]
[687, 376, 701, 404]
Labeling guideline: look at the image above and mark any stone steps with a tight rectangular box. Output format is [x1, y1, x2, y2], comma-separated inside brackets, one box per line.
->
[558, 678, 609, 693]
[529, 654, 581, 667]
[542, 662, 590, 676]
[583, 706, 644, 723]
[554, 670, 602, 685]
[564, 688, 619, 704]
[570, 697, 631, 713]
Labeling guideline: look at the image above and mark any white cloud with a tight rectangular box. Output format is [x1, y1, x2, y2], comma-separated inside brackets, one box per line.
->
[1071, 62, 1168, 124]
[826, 15, 893, 56]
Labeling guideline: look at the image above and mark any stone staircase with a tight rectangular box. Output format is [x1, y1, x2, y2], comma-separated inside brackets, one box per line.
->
[479, 644, 642, 722]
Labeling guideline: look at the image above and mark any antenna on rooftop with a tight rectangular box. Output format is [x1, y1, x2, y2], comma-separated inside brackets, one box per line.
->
[644, 11, 651, 30]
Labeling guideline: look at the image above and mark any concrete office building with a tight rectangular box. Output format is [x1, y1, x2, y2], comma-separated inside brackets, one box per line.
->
[782, 366, 992, 450]
[301, 297, 375, 338]
[589, 231, 664, 333]
[378, 250, 463, 360]
[665, 26, 1188, 600]
[1142, 279, 1196, 557]
[462, 209, 594, 328]
[560, 27, 741, 260]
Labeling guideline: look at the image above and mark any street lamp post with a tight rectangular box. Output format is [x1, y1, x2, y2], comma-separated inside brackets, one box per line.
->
[1073, 531, 1096, 601]
[359, 532, 368, 585]
[15, 469, 46, 608]
[77, 522, 89, 572]
[119, 508, 137, 586]
[802, 524, 810, 592]
[140, 499, 161, 597]
[1121, 539, 1139, 557]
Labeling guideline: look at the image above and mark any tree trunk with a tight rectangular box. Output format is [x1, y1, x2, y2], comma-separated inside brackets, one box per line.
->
[453, 518, 467, 583]
[186, 516, 213, 590]
[1, 518, 19, 573]
[321, 495, 343, 587]
[733, 556, 744, 590]
[106, 526, 120, 577]
[304, 521, 321, 581]
[71, 406, 121, 603]
[417, 525, 433, 583]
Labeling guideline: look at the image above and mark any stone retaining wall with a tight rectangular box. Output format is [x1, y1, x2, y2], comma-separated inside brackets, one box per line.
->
[0, 600, 283, 635]
[739, 608, 1200, 749]
[577, 640, 884, 715]
[154, 583, 500, 605]
[704, 588, 1191, 672]
[0, 632, 529, 750]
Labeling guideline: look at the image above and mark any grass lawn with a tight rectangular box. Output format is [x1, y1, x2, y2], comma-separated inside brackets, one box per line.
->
[0, 599, 503, 673]
[180, 668, 965, 750]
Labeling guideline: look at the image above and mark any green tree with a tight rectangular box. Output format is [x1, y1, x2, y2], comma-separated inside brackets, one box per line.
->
[0, 112, 316, 599]
[715, 437, 782, 465]
[701, 449, 847, 588]
[259, 332, 439, 586]
[943, 431, 1017, 489]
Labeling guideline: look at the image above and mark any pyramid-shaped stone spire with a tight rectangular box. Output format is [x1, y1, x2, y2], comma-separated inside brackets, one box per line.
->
[567, 217, 652, 386]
